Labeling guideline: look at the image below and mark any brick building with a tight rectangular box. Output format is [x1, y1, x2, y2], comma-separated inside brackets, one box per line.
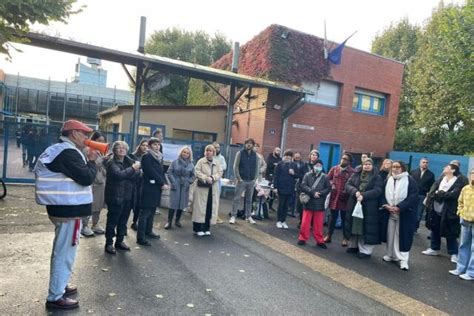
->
[211, 24, 404, 168]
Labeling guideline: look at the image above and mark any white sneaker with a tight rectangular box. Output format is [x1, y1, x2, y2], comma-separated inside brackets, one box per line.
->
[246, 217, 256, 224]
[276, 221, 283, 229]
[459, 273, 474, 281]
[196, 231, 205, 237]
[383, 255, 394, 262]
[204, 231, 211, 236]
[229, 216, 236, 224]
[449, 269, 462, 276]
[81, 227, 94, 237]
[421, 248, 438, 256]
[400, 261, 409, 271]
[451, 255, 458, 263]
[281, 222, 289, 229]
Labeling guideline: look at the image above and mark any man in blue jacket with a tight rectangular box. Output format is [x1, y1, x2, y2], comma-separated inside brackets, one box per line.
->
[35, 120, 97, 310]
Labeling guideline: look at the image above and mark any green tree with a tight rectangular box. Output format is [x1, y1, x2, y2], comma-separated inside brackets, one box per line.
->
[0, 0, 80, 58]
[372, 18, 421, 128]
[143, 27, 231, 105]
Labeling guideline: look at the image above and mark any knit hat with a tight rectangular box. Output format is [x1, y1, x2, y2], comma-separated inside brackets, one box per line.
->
[363, 158, 374, 165]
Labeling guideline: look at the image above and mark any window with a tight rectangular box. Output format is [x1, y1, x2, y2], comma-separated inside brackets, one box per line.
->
[352, 89, 386, 116]
[303, 80, 341, 107]
[173, 128, 216, 142]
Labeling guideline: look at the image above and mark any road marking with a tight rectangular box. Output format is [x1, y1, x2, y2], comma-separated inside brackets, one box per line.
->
[229, 224, 447, 316]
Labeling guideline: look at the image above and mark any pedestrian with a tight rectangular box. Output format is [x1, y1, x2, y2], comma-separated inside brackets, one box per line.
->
[255, 143, 267, 182]
[35, 119, 97, 310]
[15, 129, 21, 148]
[423, 163, 464, 263]
[229, 138, 259, 225]
[213, 141, 226, 224]
[26, 128, 38, 171]
[449, 168, 474, 281]
[104, 141, 141, 254]
[273, 150, 298, 229]
[379, 158, 393, 182]
[450, 160, 469, 187]
[297, 149, 321, 227]
[130, 139, 149, 231]
[289, 152, 304, 214]
[355, 152, 371, 172]
[380, 161, 419, 270]
[265, 147, 282, 211]
[325, 153, 355, 246]
[138, 138, 168, 246]
[165, 146, 195, 229]
[410, 157, 435, 233]
[345, 158, 384, 259]
[191, 144, 222, 236]
[297, 160, 331, 247]
[20, 126, 29, 166]
[81, 132, 108, 236]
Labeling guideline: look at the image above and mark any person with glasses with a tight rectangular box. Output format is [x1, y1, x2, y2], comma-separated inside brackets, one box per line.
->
[380, 161, 419, 270]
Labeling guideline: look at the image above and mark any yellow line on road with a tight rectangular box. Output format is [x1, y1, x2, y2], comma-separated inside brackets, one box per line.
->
[229, 224, 447, 316]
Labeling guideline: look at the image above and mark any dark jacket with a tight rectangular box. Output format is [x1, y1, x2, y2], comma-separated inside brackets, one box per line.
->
[265, 153, 281, 181]
[425, 176, 464, 238]
[141, 152, 167, 209]
[380, 176, 419, 252]
[327, 165, 355, 211]
[104, 156, 138, 206]
[300, 171, 331, 211]
[45, 147, 97, 218]
[237, 149, 258, 181]
[345, 171, 384, 245]
[379, 170, 390, 182]
[273, 161, 297, 195]
[129, 153, 144, 211]
[410, 168, 435, 196]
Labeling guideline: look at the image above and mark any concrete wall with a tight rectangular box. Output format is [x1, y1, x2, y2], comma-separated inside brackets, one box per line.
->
[101, 105, 227, 142]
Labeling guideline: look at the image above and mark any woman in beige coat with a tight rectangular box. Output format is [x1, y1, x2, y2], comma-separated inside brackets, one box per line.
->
[191, 145, 222, 236]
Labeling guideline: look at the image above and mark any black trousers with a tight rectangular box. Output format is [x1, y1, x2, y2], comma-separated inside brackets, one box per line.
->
[193, 188, 212, 232]
[137, 208, 156, 241]
[105, 200, 132, 245]
[277, 194, 292, 223]
[328, 209, 350, 239]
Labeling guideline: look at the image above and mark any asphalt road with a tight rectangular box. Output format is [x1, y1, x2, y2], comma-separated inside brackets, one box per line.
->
[0, 186, 472, 315]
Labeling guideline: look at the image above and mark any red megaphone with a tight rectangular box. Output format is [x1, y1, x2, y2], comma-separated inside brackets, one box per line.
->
[84, 139, 109, 155]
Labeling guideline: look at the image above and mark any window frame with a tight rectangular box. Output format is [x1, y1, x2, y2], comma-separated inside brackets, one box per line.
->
[352, 89, 386, 116]
[303, 80, 341, 108]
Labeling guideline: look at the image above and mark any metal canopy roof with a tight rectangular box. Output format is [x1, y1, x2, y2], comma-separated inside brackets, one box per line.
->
[22, 32, 309, 95]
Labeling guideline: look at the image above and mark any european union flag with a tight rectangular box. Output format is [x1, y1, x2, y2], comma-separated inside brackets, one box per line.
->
[328, 39, 348, 65]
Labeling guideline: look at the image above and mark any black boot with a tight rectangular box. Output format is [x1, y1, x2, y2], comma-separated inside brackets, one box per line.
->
[175, 209, 183, 228]
[164, 209, 175, 230]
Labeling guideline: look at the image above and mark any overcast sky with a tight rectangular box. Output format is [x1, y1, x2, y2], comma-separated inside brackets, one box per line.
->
[0, 0, 463, 90]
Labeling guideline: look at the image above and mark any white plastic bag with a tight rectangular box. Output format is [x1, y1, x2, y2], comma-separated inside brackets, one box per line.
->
[352, 201, 364, 219]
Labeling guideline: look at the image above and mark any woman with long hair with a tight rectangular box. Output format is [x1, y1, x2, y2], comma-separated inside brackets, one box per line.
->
[165, 146, 195, 229]
[379, 159, 393, 182]
[130, 139, 149, 231]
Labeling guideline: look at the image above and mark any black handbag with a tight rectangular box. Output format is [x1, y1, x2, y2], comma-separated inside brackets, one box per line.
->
[197, 164, 213, 188]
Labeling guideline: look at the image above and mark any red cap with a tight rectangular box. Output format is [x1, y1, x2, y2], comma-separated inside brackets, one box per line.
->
[62, 120, 93, 133]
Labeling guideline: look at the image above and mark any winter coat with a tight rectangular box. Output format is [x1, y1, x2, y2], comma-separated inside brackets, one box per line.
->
[327, 165, 355, 211]
[91, 155, 107, 213]
[191, 158, 222, 224]
[410, 168, 435, 196]
[265, 154, 282, 181]
[273, 161, 297, 195]
[345, 171, 384, 245]
[167, 158, 195, 210]
[425, 176, 464, 238]
[300, 171, 331, 211]
[140, 152, 167, 209]
[380, 176, 419, 252]
[104, 156, 139, 206]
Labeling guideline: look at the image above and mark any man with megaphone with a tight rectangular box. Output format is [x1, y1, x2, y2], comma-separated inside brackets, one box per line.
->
[35, 120, 98, 310]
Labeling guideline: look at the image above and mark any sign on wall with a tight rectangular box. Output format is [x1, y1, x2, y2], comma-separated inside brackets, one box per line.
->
[292, 123, 314, 131]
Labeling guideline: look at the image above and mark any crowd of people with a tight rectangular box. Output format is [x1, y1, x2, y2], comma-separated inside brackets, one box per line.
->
[34, 120, 474, 310]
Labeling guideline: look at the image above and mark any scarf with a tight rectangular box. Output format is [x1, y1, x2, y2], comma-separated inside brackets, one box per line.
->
[148, 148, 163, 162]
[433, 175, 458, 214]
[359, 171, 373, 192]
[385, 172, 409, 206]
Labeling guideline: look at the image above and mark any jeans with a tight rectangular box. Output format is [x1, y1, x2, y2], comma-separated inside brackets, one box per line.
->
[430, 212, 458, 255]
[328, 209, 349, 239]
[231, 180, 255, 218]
[277, 193, 292, 223]
[415, 194, 426, 231]
[105, 200, 132, 245]
[456, 219, 474, 276]
[47, 219, 81, 301]
[137, 208, 156, 241]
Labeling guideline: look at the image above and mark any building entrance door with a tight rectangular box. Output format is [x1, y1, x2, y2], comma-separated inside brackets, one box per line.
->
[319, 142, 341, 171]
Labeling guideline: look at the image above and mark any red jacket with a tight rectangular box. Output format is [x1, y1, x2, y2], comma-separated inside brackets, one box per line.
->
[327, 165, 354, 210]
